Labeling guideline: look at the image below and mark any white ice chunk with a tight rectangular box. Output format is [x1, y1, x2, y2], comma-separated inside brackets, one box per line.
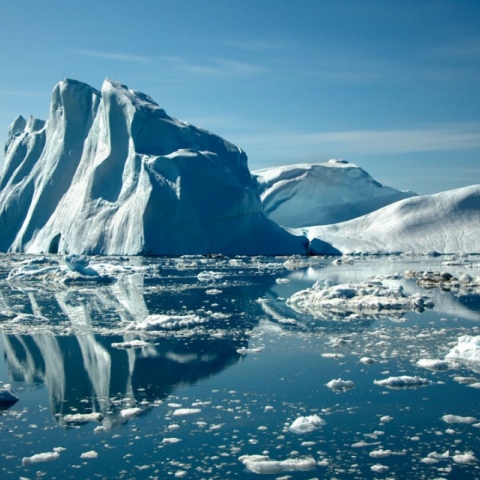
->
[288, 414, 326, 434]
[326, 378, 355, 391]
[373, 375, 430, 388]
[22, 451, 61, 466]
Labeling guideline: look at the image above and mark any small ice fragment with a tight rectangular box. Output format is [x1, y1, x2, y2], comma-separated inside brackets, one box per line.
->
[453, 452, 477, 464]
[288, 414, 326, 434]
[360, 357, 375, 365]
[238, 454, 316, 474]
[172, 408, 201, 416]
[416, 358, 452, 371]
[321, 353, 345, 359]
[63, 412, 103, 423]
[162, 437, 182, 445]
[441, 414, 478, 424]
[373, 375, 430, 388]
[80, 450, 98, 459]
[120, 407, 141, 419]
[22, 451, 60, 466]
[0, 384, 19, 406]
[370, 464, 389, 473]
[326, 378, 355, 391]
[197, 271, 223, 282]
[379, 416, 393, 423]
[111, 340, 149, 349]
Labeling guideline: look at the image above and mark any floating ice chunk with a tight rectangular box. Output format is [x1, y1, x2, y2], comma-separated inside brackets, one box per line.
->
[441, 414, 478, 424]
[286, 280, 433, 320]
[120, 407, 142, 419]
[162, 437, 182, 445]
[238, 454, 316, 474]
[63, 412, 104, 423]
[379, 416, 393, 423]
[370, 464, 389, 473]
[172, 408, 201, 416]
[446, 336, 480, 363]
[360, 357, 376, 365]
[205, 289, 222, 295]
[321, 353, 345, 359]
[288, 414, 326, 434]
[197, 271, 224, 282]
[416, 358, 453, 371]
[236, 346, 264, 355]
[130, 314, 206, 331]
[64, 254, 92, 273]
[369, 449, 405, 458]
[427, 450, 450, 460]
[326, 378, 355, 391]
[373, 375, 430, 388]
[351, 440, 381, 448]
[453, 452, 477, 464]
[80, 450, 98, 459]
[111, 340, 149, 349]
[22, 451, 61, 466]
[0, 384, 19, 406]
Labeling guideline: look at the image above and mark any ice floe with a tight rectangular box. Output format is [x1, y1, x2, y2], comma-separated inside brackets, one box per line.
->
[238, 454, 317, 474]
[441, 414, 478, 424]
[286, 280, 433, 320]
[446, 336, 480, 365]
[0, 383, 19, 406]
[288, 414, 326, 434]
[62, 412, 104, 423]
[22, 451, 61, 466]
[452, 451, 477, 465]
[326, 378, 355, 391]
[129, 314, 207, 331]
[373, 375, 430, 388]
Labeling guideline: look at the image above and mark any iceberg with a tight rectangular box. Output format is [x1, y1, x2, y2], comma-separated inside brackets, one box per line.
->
[0, 78, 306, 256]
[253, 160, 416, 227]
[306, 185, 480, 255]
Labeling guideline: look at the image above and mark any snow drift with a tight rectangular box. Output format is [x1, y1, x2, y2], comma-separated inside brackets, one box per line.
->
[0, 78, 306, 256]
[253, 160, 416, 228]
[306, 184, 480, 255]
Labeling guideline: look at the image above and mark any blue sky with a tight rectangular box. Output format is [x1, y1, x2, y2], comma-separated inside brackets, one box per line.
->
[1, 0, 479, 194]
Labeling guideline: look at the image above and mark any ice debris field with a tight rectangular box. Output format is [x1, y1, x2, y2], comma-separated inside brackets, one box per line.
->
[1, 253, 480, 478]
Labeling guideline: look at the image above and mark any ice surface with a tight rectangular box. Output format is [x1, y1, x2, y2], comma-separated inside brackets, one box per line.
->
[0, 78, 306, 256]
[238, 454, 317, 474]
[326, 378, 355, 391]
[288, 414, 326, 433]
[373, 376, 430, 388]
[0, 383, 19, 405]
[446, 335, 480, 364]
[22, 451, 61, 466]
[441, 414, 477, 424]
[286, 280, 433, 320]
[253, 160, 416, 227]
[307, 185, 480, 255]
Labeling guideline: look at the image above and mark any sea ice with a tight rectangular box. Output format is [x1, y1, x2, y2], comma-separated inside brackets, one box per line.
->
[286, 280, 432, 319]
[238, 454, 317, 474]
[441, 414, 478, 424]
[62, 412, 104, 423]
[0, 384, 19, 406]
[446, 336, 480, 363]
[130, 314, 206, 331]
[288, 414, 326, 434]
[22, 451, 61, 466]
[373, 375, 430, 388]
[326, 378, 355, 391]
[452, 452, 477, 464]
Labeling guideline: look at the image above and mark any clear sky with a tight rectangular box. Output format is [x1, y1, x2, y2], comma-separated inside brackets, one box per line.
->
[1, 0, 479, 194]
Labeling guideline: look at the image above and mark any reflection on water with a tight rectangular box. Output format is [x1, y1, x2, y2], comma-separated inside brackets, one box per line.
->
[1, 254, 480, 478]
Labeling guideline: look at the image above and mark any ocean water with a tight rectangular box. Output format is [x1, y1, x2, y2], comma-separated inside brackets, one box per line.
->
[1, 254, 480, 479]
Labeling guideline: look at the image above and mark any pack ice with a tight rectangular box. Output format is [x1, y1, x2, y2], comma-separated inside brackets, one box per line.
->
[253, 160, 416, 228]
[0, 78, 306, 256]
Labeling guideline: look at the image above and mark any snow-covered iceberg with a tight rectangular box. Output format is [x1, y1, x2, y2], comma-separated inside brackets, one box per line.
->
[306, 185, 480, 255]
[0, 78, 306, 256]
[253, 160, 416, 228]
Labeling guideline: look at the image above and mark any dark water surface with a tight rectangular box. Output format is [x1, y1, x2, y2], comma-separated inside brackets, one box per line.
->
[1, 254, 480, 479]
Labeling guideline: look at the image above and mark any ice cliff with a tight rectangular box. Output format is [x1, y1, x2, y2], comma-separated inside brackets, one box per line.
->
[0, 78, 306, 255]
[253, 160, 416, 228]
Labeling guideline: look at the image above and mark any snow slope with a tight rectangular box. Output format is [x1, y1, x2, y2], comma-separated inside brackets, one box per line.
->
[0, 78, 306, 255]
[306, 185, 480, 255]
[253, 160, 416, 228]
